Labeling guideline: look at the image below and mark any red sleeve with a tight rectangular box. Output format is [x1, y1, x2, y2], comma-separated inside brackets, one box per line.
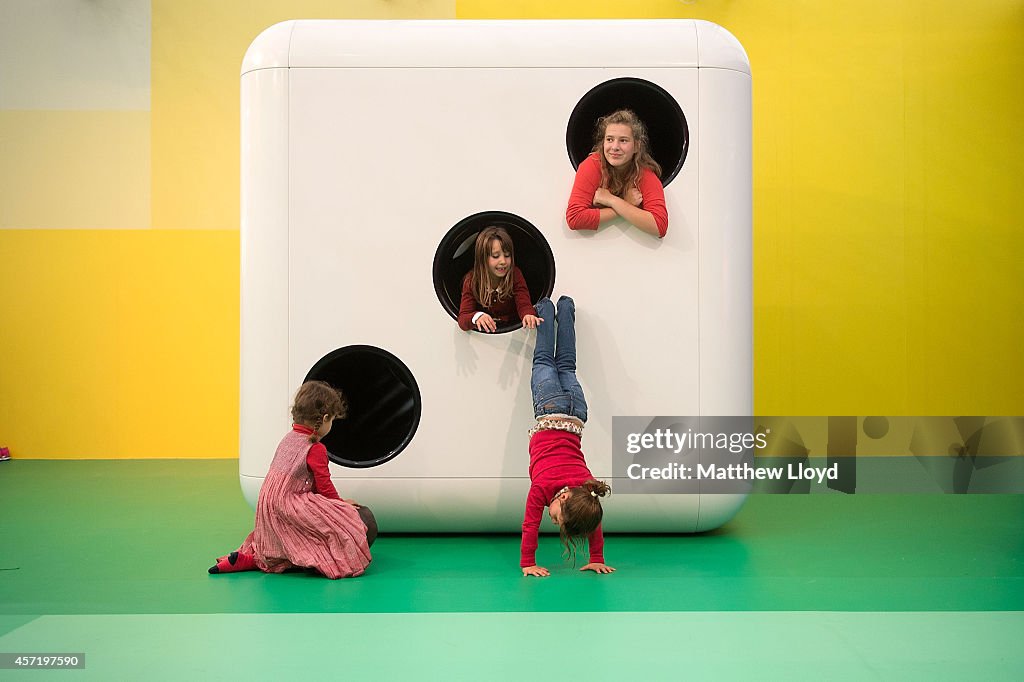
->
[512, 268, 537, 321]
[587, 523, 605, 564]
[306, 442, 340, 499]
[456, 272, 479, 331]
[638, 169, 668, 238]
[565, 155, 602, 231]
[520, 485, 546, 567]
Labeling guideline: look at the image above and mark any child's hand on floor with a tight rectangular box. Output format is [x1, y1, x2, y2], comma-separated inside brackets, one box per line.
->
[522, 565, 550, 577]
[580, 563, 616, 574]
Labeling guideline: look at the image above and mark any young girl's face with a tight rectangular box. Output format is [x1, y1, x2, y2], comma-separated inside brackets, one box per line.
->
[485, 238, 511, 281]
[548, 499, 563, 526]
[602, 123, 636, 168]
[548, 488, 570, 526]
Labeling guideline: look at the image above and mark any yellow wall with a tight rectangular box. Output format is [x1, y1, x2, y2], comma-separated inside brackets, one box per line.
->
[0, 1, 1021, 458]
[0, 229, 239, 458]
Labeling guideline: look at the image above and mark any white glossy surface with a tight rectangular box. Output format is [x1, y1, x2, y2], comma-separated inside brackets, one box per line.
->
[239, 68, 290, 478]
[241, 20, 295, 75]
[240, 20, 752, 532]
[695, 20, 751, 75]
[289, 19, 699, 69]
[698, 67, 754, 415]
[242, 19, 752, 73]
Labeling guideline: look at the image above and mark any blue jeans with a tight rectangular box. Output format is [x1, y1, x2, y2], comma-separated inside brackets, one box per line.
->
[531, 296, 588, 422]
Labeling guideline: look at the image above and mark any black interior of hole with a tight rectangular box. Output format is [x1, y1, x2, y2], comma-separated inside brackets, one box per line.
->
[566, 77, 689, 187]
[304, 346, 420, 468]
[433, 211, 555, 334]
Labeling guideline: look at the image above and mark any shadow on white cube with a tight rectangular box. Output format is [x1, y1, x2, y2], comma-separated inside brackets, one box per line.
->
[240, 20, 752, 532]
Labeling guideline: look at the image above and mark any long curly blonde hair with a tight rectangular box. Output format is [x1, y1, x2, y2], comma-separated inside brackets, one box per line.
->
[592, 109, 662, 197]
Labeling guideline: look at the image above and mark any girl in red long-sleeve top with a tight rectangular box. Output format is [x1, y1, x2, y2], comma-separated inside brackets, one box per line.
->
[209, 381, 376, 579]
[521, 295, 615, 577]
[565, 109, 668, 239]
[457, 226, 542, 333]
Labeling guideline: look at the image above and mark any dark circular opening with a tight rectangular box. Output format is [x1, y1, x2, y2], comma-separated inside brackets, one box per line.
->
[432, 211, 555, 334]
[304, 346, 421, 468]
[566, 77, 689, 187]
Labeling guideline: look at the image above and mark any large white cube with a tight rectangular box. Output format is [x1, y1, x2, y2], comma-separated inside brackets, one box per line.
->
[240, 20, 752, 531]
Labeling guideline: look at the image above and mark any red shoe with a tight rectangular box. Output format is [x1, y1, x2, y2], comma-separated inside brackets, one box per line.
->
[0, 447, 10, 461]
[208, 551, 256, 574]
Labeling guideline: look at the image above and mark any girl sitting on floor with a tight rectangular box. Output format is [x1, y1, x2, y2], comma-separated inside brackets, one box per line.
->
[209, 381, 376, 579]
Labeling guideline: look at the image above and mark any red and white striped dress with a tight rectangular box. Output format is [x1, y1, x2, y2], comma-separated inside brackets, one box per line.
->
[238, 429, 371, 579]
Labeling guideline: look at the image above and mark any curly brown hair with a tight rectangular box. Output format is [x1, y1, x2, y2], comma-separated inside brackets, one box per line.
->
[592, 109, 662, 198]
[291, 381, 348, 443]
[559, 479, 612, 563]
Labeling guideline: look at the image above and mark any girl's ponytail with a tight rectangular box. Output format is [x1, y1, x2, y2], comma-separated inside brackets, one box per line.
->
[580, 479, 611, 499]
[558, 479, 611, 563]
[308, 415, 324, 444]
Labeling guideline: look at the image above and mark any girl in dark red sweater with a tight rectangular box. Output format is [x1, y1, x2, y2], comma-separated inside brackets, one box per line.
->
[457, 226, 542, 333]
[521, 295, 615, 577]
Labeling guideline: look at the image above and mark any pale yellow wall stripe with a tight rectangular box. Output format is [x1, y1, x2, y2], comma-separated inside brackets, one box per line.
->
[0, 1, 152, 230]
[150, 0, 456, 231]
[0, 111, 151, 229]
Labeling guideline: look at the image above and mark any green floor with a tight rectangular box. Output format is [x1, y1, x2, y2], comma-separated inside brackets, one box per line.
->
[1, 460, 1022, 679]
